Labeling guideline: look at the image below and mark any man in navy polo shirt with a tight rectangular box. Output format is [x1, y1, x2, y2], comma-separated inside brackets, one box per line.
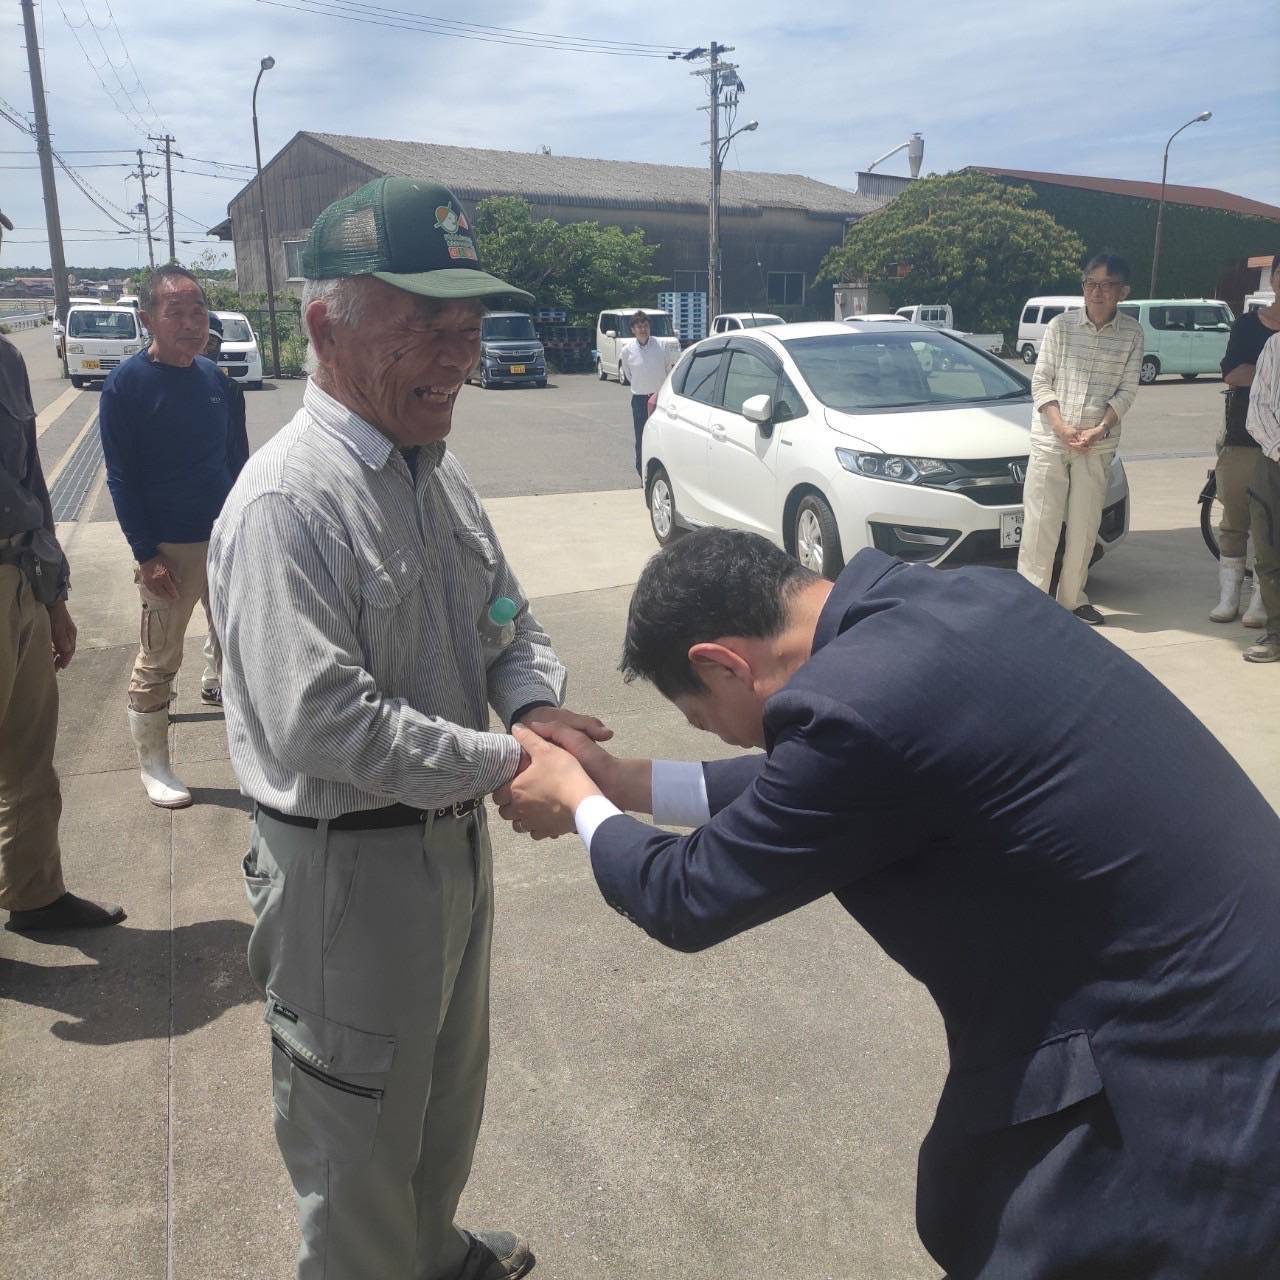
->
[100, 264, 246, 809]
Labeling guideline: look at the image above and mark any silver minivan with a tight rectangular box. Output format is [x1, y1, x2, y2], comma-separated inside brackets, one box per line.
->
[1016, 295, 1083, 364]
[1116, 298, 1233, 384]
[595, 308, 680, 383]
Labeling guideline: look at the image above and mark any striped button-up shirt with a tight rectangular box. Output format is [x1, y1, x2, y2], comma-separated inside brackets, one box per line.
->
[207, 381, 566, 818]
[1031, 308, 1143, 442]
[1247, 331, 1280, 461]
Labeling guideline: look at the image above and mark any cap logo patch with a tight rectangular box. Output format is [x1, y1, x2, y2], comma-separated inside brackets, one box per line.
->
[434, 203, 478, 261]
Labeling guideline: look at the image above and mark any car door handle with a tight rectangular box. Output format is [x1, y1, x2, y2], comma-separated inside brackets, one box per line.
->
[710, 425, 728, 441]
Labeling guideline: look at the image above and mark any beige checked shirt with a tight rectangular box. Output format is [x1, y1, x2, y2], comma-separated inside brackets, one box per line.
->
[1031, 308, 1143, 442]
[1246, 331, 1280, 461]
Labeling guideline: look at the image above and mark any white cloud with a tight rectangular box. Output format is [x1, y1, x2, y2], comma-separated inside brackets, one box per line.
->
[1, 0, 1276, 270]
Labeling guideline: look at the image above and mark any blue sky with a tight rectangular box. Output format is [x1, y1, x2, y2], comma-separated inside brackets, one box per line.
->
[2, 0, 1277, 271]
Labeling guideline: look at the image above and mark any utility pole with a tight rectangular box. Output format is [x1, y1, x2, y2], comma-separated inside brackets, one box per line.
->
[20, 0, 70, 360]
[149, 133, 179, 262]
[135, 149, 157, 270]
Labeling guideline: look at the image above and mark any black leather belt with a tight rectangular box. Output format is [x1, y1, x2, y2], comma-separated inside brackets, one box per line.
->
[255, 799, 482, 831]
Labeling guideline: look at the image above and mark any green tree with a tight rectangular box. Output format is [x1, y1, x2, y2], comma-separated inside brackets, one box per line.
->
[473, 197, 665, 323]
[818, 172, 1086, 338]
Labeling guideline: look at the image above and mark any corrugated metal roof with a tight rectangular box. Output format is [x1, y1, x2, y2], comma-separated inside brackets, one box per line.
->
[972, 167, 1280, 222]
[303, 132, 878, 217]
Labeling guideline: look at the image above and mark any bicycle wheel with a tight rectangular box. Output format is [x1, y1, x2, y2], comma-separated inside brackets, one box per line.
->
[1199, 466, 1221, 560]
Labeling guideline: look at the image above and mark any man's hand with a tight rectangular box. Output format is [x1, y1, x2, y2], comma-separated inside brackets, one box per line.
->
[521, 720, 654, 813]
[139, 553, 181, 600]
[48, 601, 77, 671]
[1052, 421, 1086, 451]
[1075, 424, 1108, 450]
[514, 704, 612, 743]
[495, 724, 601, 840]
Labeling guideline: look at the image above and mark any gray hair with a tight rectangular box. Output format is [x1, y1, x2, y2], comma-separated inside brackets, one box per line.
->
[140, 263, 206, 312]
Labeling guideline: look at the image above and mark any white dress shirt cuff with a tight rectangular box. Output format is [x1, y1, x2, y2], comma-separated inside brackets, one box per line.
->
[575, 793, 622, 852]
[651, 759, 711, 828]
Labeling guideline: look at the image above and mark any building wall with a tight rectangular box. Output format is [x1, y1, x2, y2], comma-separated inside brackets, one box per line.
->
[230, 137, 851, 320]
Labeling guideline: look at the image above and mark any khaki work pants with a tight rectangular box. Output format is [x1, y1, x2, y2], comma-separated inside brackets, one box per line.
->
[245, 807, 494, 1280]
[1215, 444, 1260, 561]
[1017, 437, 1116, 611]
[1249, 452, 1280, 633]
[0, 563, 66, 911]
[128, 540, 220, 712]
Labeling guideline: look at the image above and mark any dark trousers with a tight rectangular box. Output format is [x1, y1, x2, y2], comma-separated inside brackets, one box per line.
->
[631, 394, 650, 476]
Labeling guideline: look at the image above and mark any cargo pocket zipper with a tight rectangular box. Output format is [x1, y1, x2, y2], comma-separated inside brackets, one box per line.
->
[271, 1034, 384, 1101]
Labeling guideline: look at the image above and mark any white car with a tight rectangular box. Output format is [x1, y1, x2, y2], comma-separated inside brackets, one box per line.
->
[642, 321, 1129, 577]
[212, 310, 264, 388]
[709, 311, 784, 334]
[596, 308, 680, 383]
[64, 304, 145, 387]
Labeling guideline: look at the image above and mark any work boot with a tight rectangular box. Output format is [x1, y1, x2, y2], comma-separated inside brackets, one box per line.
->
[1209, 555, 1246, 622]
[1242, 581, 1267, 628]
[6, 891, 125, 932]
[1243, 633, 1280, 663]
[453, 1230, 535, 1280]
[127, 707, 192, 808]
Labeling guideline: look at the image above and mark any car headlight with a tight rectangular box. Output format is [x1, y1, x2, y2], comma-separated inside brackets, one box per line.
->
[68, 344, 84, 354]
[835, 449, 955, 485]
[123, 345, 139, 354]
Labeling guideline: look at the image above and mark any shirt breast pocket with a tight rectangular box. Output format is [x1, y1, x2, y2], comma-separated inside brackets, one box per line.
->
[452, 526, 499, 610]
[358, 546, 423, 612]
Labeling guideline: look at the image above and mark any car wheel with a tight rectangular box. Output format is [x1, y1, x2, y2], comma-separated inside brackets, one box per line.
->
[619, 361, 630, 387]
[480, 369, 495, 389]
[794, 494, 844, 581]
[1180, 373, 1198, 381]
[1020, 344, 1036, 364]
[1140, 356, 1160, 385]
[70, 375, 84, 388]
[535, 378, 547, 388]
[248, 380, 263, 390]
[597, 357, 607, 381]
[647, 465, 684, 547]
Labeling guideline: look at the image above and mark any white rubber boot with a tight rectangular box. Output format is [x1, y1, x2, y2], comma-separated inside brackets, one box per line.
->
[1242, 580, 1267, 629]
[127, 708, 192, 809]
[1209, 556, 1246, 622]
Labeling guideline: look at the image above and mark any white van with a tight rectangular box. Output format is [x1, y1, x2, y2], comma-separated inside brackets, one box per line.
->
[64, 305, 143, 387]
[1016, 295, 1083, 363]
[709, 311, 784, 334]
[596, 308, 680, 383]
[895, 303, 953, 327]
[212, 310, 265, 388]
[1116, 298, 1233, 384]
[1244, 292, 1275, 314]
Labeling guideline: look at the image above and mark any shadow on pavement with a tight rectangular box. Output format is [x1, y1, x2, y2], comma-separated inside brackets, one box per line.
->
[187, 785, 253, 813]
[0, 918, 257, 1045]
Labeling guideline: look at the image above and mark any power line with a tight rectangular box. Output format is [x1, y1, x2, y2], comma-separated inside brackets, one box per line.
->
[251, 0, 680, 56]
[99, 0, 167, 132]
[76, 0, 164, 134]
[0, 161, 131, 169]
[54, 0, 151, 137]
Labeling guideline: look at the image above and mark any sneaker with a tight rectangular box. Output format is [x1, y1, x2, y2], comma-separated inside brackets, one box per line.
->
[452, 1230, 535, 1280]
[1073, 604, 1104, 626]
[1243, 633, 1280, 663]
[200, 685, 223, 706]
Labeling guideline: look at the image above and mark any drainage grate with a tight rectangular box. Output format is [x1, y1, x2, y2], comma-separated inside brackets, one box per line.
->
[49, 420, 103, 522]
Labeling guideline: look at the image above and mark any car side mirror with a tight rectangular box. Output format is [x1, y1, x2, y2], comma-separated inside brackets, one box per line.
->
[743, 393, 774, 431]
[605, 329, 617, 339]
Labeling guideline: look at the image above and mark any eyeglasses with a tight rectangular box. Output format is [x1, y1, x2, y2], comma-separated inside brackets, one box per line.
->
[1082, 279, 1125, 293]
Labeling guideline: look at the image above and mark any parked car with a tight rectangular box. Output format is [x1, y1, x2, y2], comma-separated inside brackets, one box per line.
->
[1115, 298, 1233, 384]
[116, 293, 141, 311]
[1244, 292, 1275, 314]
[642, 321, 1129, 578]
[709, 311, 784, 334]
[466, 311, 547, 388]
[52, 296, 100, 362]
[894, 303, 953, 327]
[211, 310, 264, 388]
[64, 304, 144, 387]
[1016, 295, 1083, 363]
[595, 308, 680, 383]
[844, 313, 909, 323]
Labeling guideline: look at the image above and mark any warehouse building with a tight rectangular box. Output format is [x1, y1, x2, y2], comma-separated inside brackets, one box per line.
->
[210, 132, 878, 321]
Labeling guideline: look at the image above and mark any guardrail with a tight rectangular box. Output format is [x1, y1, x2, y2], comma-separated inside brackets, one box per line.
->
[1, 312, 46, 330]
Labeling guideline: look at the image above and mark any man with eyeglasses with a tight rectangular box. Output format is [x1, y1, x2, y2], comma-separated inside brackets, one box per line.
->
[620, 310, 674, 476]
[1017, 253, 1143, 624]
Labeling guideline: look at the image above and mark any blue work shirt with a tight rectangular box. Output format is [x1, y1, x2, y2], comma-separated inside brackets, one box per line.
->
[100, 350, 244, 563]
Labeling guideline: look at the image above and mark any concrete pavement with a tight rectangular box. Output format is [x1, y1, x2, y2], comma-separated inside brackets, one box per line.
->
[2, 327, 1278, 1280]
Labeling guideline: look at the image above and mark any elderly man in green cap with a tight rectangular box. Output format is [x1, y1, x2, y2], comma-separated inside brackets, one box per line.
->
[209, 178, 607, 1280]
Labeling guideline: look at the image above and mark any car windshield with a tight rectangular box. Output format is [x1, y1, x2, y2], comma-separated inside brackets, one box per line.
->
[219, 316, 254, 343]
[483, 315, 537, 341]
[619, 314, 674, 337]
[782, 331, 1028, 412]
[67, 310, 138, 340]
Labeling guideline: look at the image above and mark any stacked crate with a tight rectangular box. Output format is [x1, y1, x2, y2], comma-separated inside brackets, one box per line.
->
[659, 291, 707, 345]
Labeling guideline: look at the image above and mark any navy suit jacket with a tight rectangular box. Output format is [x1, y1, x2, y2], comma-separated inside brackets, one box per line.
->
[592, 550, 1280, 1277]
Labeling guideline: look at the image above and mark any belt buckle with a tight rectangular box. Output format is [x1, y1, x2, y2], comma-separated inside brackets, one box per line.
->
[451, 800, 471, 819]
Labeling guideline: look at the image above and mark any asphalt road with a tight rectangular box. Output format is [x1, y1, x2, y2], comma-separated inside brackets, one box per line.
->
[3, 321, 1264, 1280]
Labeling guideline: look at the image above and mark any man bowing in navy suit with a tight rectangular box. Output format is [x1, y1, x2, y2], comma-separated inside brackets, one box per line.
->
[497, 528, 1280, 1279]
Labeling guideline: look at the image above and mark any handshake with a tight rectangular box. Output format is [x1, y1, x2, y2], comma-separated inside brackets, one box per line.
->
[494, 707, 649, 840]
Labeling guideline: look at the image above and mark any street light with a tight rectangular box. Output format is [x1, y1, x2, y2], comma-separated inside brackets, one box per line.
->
[252, 55, 281, 379]
[709, 119, 758, 320]
[1149, 110, 1212, 297]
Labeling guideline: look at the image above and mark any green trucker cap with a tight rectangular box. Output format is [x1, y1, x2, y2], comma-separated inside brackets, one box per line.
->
[302, 176, 532, 303]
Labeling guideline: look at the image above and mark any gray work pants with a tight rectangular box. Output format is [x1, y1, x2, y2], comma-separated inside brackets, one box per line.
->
[245, 808, 494, 1280]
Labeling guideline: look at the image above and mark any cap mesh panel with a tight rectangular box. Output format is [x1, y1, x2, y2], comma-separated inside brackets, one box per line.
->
[302, 184, 390, 279]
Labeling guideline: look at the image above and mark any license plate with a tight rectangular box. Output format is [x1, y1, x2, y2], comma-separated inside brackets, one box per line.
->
[508, 364, 526, 374]
[81, 359, 100, 370]
[1000, 510, 1023, 549]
